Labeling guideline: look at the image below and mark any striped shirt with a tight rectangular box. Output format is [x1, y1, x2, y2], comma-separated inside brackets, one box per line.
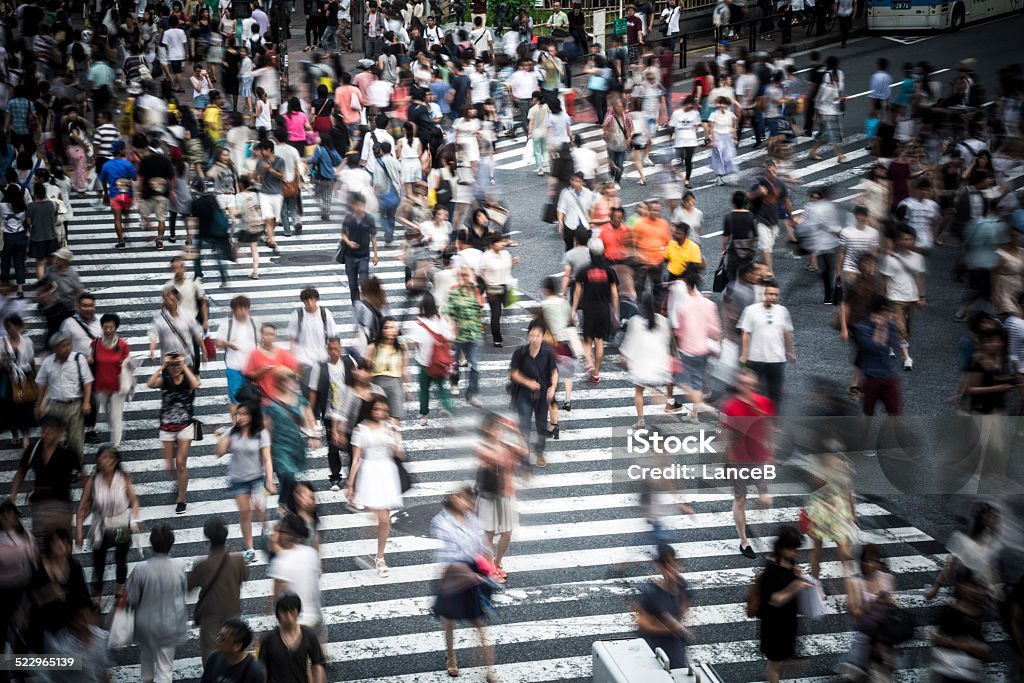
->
[839, 226, 880, 273]
[94, 123, 120, 159]
[429, 509, 488, 564]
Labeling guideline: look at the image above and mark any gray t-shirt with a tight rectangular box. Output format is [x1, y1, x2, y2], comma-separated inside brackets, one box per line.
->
[763, 84, 784, 118]
[256, 156, 286, 195]
[227, 428, 271, 483]
[26, 200, 58, 242]
[562, 246, 591, 283]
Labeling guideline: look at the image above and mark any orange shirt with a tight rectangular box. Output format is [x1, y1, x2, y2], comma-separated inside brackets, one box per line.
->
[632, 216, 671, 266]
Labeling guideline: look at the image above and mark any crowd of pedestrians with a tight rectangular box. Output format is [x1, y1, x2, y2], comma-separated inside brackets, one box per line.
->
[0, 0, 1022, 679]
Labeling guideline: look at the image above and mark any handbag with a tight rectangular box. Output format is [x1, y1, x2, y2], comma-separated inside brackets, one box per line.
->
[475, 464, 500, 498]
[551, 27, 569, 38]
[282, 175, 300, 198]
[711, 259, 728, 293]
[193, 553, 229, 625]
[11, 371, 36, 404]
[395, 456, 412, 493]
[192, 419, 204, 442]
[521, 139, 535, 165]
[203, 336, 217, 362]
[119, 354, 137, 396]
[334, 240, 348, 265]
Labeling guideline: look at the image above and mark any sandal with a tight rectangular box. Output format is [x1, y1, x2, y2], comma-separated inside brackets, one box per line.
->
[495, 565, 508, 580]
[248, 272, 260, 279]
[805, 264, 819, 273]
[375, 557, 390, 578]
[446, 656, 459, 677]
[155, 239, 163, 250]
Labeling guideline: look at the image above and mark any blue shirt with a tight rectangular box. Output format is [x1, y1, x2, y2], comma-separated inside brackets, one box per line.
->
[868, 71, 893, 101]
[430, 79, 452, 115]
[98, 158, 137, 198]
[853, 321, 899, 379]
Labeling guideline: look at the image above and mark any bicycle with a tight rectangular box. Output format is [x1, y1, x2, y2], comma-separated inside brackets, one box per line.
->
[803, 4, 837, 36]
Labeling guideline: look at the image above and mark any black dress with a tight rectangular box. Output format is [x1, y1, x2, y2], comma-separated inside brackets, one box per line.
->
[637, 577, 690, 668]
[222, 49, 241, 98]
[758, 560, 800, 662]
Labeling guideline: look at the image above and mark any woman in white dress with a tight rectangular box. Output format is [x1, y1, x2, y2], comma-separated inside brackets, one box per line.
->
[453, 104, 481, 177]
[346, 397, 405, 577]
[708, 96, 739, 184]
[396, 122, 425, 195]
[620, 294, 672, 429]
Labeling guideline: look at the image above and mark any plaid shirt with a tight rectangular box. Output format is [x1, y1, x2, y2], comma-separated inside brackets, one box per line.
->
[7, 97, 31, 136]
[444, 285, 485, 343]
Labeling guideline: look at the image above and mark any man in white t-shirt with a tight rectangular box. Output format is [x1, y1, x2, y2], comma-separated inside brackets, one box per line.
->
[161, 17, 188, 92]
[897, 179, 940, 252]
[508, 60, 539, 137]
[287, 287, 339, 381]
[668, 97, 703, 185]
[269, 515, 323, 633]
[880, 226, 926, 371]
[215, 295, 260, 416]
[273, 140, 303, 236]
[469, 60, 491, 105]
[738, 282, 795, 406]
[167, 255, 208, 331]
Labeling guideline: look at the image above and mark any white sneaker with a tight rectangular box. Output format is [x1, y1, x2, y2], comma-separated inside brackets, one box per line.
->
[450, 385, 461, 396]
[330, 482, 341, 492]
[419, 415, 429, 427]
[643, 157, 655, 167]
[903, 357, 913, 371]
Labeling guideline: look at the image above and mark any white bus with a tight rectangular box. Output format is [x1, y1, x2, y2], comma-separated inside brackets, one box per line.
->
[867, 0, 1021, 31]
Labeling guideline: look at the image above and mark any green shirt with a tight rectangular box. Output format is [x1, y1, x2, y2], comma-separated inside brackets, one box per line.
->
[265, 398, 308, 475]
[444, 286, 485, 343]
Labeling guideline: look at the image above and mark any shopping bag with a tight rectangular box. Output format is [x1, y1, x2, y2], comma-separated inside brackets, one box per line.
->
[504, 278, 520, 307]
[107, 597, 135, 648]
[521, 139, 534, 165]
[711, 339, 739, 386]
[796, 576, 826, 620]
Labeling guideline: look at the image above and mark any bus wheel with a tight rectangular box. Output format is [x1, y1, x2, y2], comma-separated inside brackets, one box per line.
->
[951, 4, 965, 30]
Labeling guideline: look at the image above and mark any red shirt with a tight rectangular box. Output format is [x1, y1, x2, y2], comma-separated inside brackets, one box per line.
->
[659, 50, 674, 89]
[244, 346, 299, 398]
[626, 16, 643, 45]
[721, 393, 775, 464]
[600, 223, 632, 262]
[91, 338, 130, 393]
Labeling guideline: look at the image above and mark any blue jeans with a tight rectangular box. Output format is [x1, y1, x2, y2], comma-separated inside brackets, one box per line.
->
[515, 390, 549, 459]
[282, 196, 300, 235]
[378, 189, 398, 244]
[2, 231, 27, 285]
[344, 255, 370, 305]
[193, 237, 230, 285]
[609, 149, 626, 182]
[452, 339, 481, 399]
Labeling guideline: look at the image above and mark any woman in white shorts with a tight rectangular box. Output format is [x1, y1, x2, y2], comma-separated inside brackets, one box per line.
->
[147, 351, 200, 515]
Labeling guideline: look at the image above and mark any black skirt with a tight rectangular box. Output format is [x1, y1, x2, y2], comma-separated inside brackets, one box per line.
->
[433, 584, 486, 622]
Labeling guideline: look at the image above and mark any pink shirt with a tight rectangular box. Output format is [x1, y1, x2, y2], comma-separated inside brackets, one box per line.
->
[674, 292, 721, 356]
[283, 111, 307, 143]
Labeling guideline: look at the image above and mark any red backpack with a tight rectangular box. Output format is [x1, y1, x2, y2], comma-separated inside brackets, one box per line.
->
[419, 321, 453, 379]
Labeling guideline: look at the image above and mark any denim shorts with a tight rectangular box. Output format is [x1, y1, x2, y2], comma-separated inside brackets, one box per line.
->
[227, 477, 264, 498]
[679, 353, 707, 391]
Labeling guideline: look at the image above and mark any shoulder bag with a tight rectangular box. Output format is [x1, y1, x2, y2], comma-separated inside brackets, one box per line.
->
[193, 553, 230, 625]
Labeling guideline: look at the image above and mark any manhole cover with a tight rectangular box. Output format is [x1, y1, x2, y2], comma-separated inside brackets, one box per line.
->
[275, 251, 336, 266]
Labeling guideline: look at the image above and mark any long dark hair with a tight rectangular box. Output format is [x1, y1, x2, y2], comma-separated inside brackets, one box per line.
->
[231, 401, 265, 437]
[640, 293, 657, 331]
[2, 180, 26, 213]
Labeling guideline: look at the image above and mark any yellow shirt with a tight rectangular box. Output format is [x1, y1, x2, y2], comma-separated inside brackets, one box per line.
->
[202, 106, 223, 142]
[665, 238, 703, 276]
